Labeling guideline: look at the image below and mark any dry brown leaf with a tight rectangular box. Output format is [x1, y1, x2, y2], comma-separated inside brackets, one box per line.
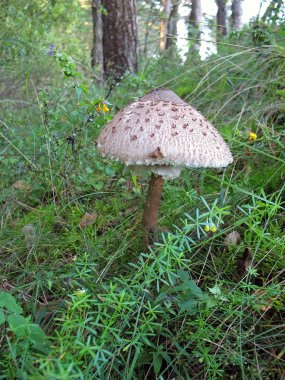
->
[78, 213, 97, 228]
[22, 223, 37, 249]
[13, 180, 31, 192]
[225, 230, 241, 246]
[253, 289, 273, 312]
[236, 247, 253, 278]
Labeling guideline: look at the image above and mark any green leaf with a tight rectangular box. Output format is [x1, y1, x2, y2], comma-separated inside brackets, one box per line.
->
[205, 295, 217, 309]
[29, 324, 48, 345]
[75, 85, 82, 100]
[208, 284, 222, 298]
[0, 309, 6, 325]
[78, 101, 90, 107]
[178, 299, 198, 314]
[0, 291, 23, 314]
[173, 280, 204, 298]
[80, 83, 89, 95]
[105, 167, 116, 176]
[153, 353, 162, 374]
[177, 269, 190, 282]
[7, 314, 29, 338]
[154, 291, 168, 303]
[96, 117, 106, 126]
[93, 181, 104, 190]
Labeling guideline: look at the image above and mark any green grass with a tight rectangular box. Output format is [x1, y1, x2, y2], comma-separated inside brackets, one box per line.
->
[0, 11, 285, 379]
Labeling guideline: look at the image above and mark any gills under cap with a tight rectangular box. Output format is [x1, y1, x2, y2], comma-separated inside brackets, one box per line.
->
[97, 88, 233, 173]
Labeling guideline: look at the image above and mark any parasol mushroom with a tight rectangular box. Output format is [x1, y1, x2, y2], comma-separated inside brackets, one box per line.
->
[97, 88, 233, 245]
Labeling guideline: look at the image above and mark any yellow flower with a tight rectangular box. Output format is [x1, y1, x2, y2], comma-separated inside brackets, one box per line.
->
[248, 132, 257, 142]
[211, 225, 217, 233]
[204, 225, 210, 232]
[96, 102, 109, 113]
[102, 103, 109, 112]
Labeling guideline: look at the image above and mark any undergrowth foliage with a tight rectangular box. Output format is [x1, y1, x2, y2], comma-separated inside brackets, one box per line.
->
[0, 5, 284, 379]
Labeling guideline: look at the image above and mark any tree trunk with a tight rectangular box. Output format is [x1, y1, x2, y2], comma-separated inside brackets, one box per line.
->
[160, 0, 171, 52]
[189, 0, 202, 52]
[102, 0, 138, 77]
[91, 0, 104, 81]
[216, 0, 227, 39]
[166, 0, 181, 51]
[231, 0, 243, 30]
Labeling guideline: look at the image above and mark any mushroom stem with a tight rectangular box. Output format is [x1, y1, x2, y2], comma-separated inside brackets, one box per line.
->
[143, 173, 164, 246]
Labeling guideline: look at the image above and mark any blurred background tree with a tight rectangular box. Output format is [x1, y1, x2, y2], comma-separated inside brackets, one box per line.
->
[188, 0, 202, 52]
[91, 0, 138, 79]
[216, 0, 227, 40]
[231, 0, 243, 29]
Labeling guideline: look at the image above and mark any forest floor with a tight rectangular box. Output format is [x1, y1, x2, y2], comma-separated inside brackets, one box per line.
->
[0, 13, 285, 380]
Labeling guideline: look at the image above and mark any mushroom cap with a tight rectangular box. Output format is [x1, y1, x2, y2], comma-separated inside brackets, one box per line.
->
[97, 88, 233, 169]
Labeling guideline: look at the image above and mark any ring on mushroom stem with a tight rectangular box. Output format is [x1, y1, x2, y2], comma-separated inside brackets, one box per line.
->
[97, 88, 233, 247]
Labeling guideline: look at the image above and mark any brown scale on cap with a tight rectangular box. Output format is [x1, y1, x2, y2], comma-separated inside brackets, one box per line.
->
[149, 147, 165, 159]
